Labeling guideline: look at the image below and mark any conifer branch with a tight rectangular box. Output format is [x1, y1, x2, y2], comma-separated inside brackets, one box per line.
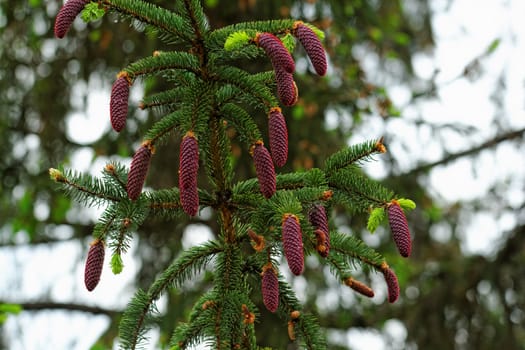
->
[330, 231, 385, 270]
[119, 242, 222, 350]
[50, 168, 122, 206]
[324, 138, 386, 175]
[99, 0, 194, 42]
[124, 51, 200, 81]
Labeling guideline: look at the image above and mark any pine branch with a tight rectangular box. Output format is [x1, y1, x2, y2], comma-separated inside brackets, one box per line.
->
[100, 0, 194, 43]
[119, 242, 222, 350]
[124, 51, 200, 81]
[330, 231, 385, 270]
[324, 138, 385, 175]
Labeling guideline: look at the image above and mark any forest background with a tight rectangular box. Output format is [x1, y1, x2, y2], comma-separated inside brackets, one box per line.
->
[0, 0, 524, 349]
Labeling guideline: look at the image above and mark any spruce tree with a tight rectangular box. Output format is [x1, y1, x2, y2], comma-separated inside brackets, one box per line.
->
[50, 1, 416, 348]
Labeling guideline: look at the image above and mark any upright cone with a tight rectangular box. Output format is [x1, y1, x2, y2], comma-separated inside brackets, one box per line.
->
[268, 107, 288, 167]
[110, 73, 130, 132]
[179, 132, 200, 216]
[282, 214, 304, 275]
[261, 263, 279, 313]
[293, 22, 327, 76]
[127, 143, 153, 201]
[251, 141, 276, 198]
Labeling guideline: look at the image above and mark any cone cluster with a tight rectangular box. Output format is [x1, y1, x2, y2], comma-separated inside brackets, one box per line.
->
[261, 263, 279, 313]
[54, 0, 89, 38]
[84, 239, 105, 292]
[387, 200, 412, 257]
[252, 141, 276, 198]
[127, 143, 154, 201]
[268, 107, 288, 167]
[110, 74, 131, 132]
[282, 214, 304, 275]
[179, 132, 200, 216]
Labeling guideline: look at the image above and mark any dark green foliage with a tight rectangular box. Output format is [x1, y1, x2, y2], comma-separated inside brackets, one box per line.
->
[49, 1, 416, 349]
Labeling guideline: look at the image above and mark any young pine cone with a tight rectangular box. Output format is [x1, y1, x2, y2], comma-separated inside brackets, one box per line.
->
[251, 141, 276, 198]
[84, 239, 105, 292]
[54, 0, 89, 38]
[261, 263, 279, 313]
[387, 200, 412, 257]
[308, 204, 330, 256]
[268, 107, 288, 167]
[126, 143, 153, 201]
[282, 214, 304, 275]
[293, 22, 327, 76]
[255, 32, 295, 74]
[381, 264, 400, 303]
[179, 132, 200, 216]
[275, 67, 298, 107]
[110, 74, 130, 132]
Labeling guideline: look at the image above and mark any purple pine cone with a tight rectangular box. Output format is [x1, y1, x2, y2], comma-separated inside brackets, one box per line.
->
[110, 74, 130, 132]
[54, 0, 89, 38]
[261, 263, 279, 313]
[382, 264, 400, 303]
[282, 214, 304, 275]
[293, 22, 327, 76]
[252, 141, 276, 198]
[275, 67, 297, 107]
[84, 239, 105, 291]
[127, 143, 153, 201]
[268, 107, 288, 167]
[256, 32, 295, 74]
[387, 200, 412, 257]
[179, 132, 199, 216]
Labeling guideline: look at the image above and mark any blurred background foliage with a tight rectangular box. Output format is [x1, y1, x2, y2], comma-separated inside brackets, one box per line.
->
[1, 0, 524, 349]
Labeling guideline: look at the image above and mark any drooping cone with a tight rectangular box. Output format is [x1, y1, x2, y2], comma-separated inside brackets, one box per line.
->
[275, 67, 298, 107]
[251, 141, 276, 198]
[344, 277, 375, 298]
[261, 263, 279, 313]
[387, 200, 411, 257]
[179, 131, 199, 216]
[127, 142, 154, 201]
[308, 204, 330, 256]
[293, 22, 327, 76]
[84, 239, 105, 292]
[110, 73, 130, 132]
[381, 263, 400, 303]
[54, 0, 89, 38]
[255, 32, 295, 74]
[282, 214, 304, 275]
[268, 107, 288, 167]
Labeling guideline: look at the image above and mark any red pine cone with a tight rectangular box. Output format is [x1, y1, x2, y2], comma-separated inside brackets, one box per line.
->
[127, 143, 153, 201]
[84, 239, 105, 292]
[252, 141, 276, 198]
[387, 201, 412, 257]
[256, 32, 295, 74]
[179, 132, 200, 216]
[275, 67, 297, 107]
[261, 264, 279, 313]
[54, 0, 89, 38]
[382, 265, 400, 303]
[282, 214, 304, 275]
[293, 22, 327, 76]
[309, 204, 330, 256]
[110, 75, 130, 132]
[268, 107, 288, 167]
